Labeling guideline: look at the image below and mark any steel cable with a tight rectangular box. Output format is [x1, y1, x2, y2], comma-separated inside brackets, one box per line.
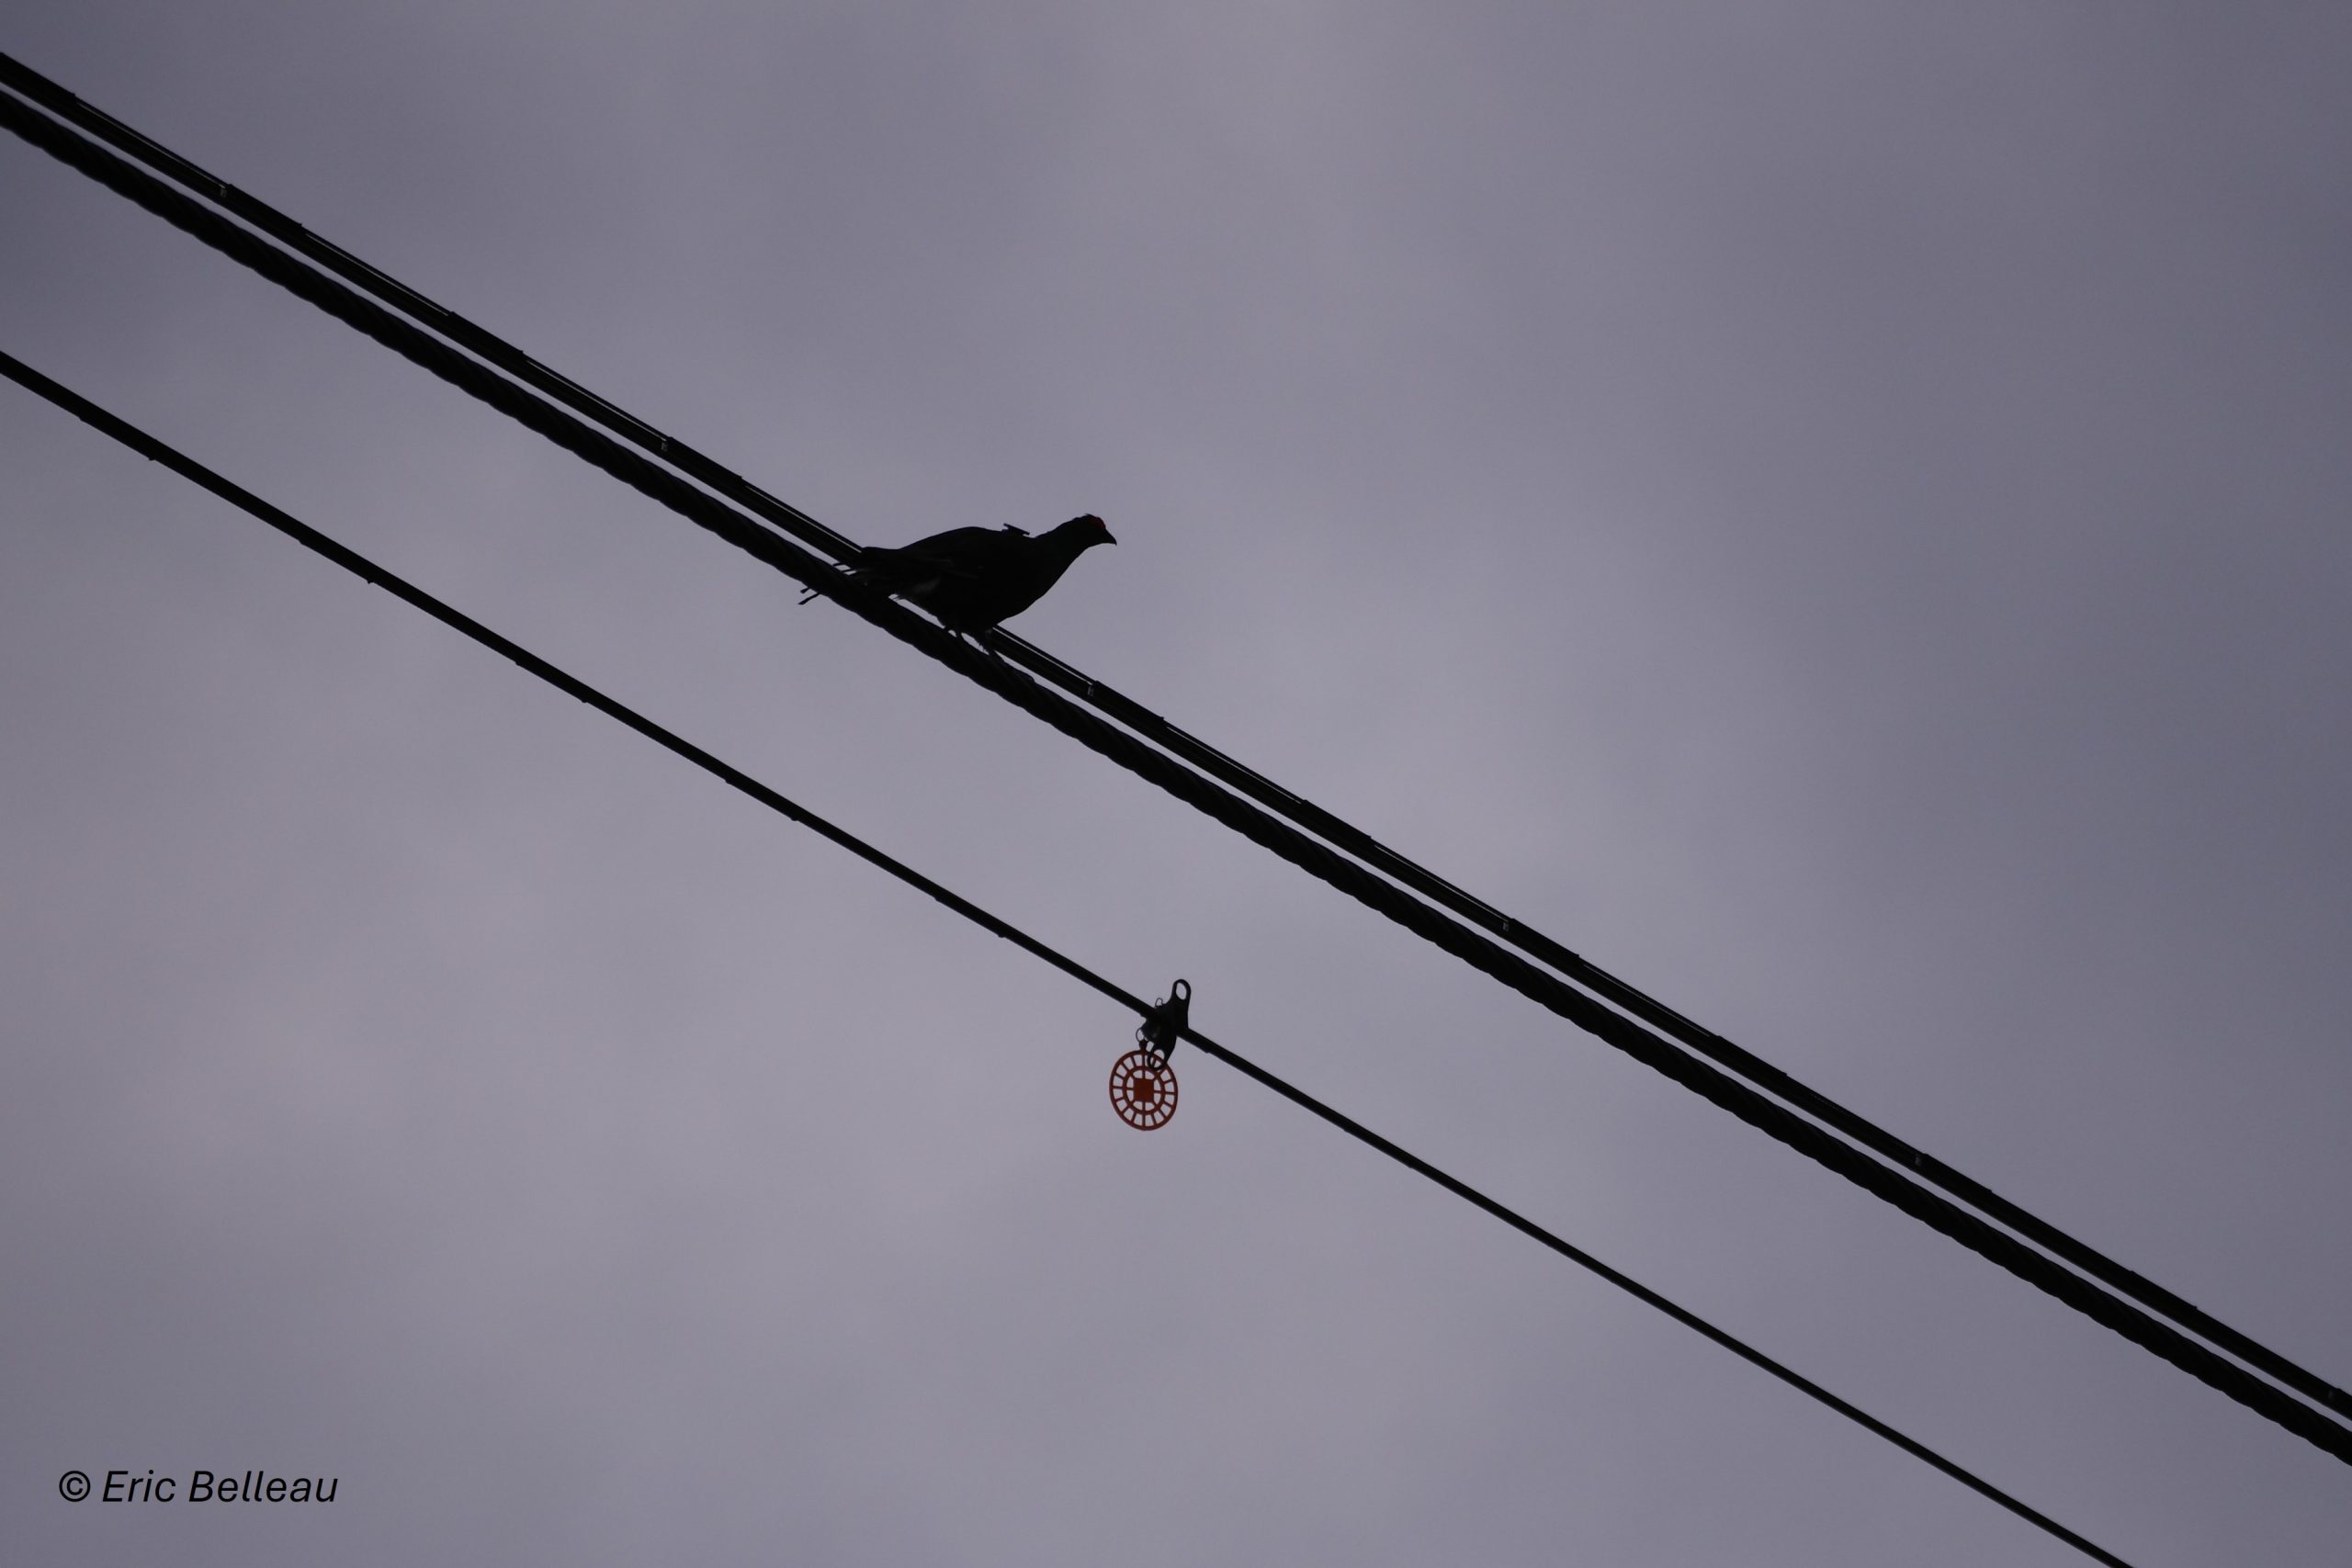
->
[4, 71, 2344, 1464]
[0, 346, 2141, 1568]
[2, 48, 2335, 1437]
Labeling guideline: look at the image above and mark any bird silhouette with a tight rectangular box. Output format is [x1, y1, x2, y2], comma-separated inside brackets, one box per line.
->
[809, 514, 1115, 641]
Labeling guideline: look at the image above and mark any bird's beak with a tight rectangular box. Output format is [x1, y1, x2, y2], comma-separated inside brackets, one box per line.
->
[1102, 529, 1118, 546]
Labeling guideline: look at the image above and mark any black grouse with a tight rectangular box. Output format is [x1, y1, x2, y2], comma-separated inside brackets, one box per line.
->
[827, 513, 1114, 638]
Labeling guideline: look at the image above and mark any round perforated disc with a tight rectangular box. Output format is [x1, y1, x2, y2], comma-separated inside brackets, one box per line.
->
[1108, 1049, 1179, 1129]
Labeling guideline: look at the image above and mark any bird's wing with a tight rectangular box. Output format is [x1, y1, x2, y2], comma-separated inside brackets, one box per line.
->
[856, 526, 1027, 590]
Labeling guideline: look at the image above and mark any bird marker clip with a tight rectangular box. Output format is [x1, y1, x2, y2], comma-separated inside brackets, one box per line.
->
[1109, 978, 1189, 1130]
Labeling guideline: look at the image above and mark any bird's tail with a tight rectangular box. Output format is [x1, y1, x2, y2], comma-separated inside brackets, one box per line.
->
[797, 558, 872, 606]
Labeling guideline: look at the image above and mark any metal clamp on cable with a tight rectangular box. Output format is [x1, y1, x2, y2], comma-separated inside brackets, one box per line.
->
[1136, 977, 1190, 1060]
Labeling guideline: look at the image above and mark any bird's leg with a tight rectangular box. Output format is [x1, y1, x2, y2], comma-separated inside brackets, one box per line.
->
[945, 628, 1008, 662]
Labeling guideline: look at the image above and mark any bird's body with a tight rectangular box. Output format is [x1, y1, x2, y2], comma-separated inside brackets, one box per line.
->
[837, 513, 1114, 637]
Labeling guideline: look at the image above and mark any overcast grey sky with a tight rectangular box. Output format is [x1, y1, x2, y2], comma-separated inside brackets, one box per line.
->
[4, 5, 2347, 1564]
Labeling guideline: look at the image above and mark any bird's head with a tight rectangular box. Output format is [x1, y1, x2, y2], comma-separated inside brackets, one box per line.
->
[1055, 513, 1115, 549]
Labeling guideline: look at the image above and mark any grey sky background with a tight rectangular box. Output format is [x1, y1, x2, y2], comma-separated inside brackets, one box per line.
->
[3, 5, 2346, 1563]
